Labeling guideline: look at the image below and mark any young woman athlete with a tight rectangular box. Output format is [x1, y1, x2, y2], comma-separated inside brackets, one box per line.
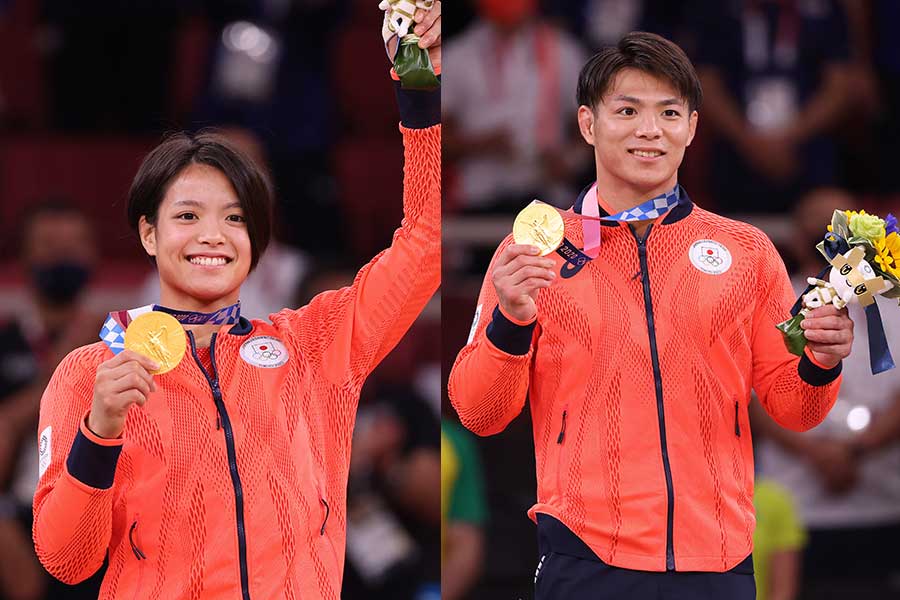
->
[31, 5, 441, 599]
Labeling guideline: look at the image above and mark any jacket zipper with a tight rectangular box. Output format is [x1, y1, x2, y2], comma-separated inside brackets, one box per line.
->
[320, 498, 330, 535]
[557, 408, 568, 444]
[129, 516, 146, 600]
[734, 400, 741, 437]
[189, 332, 252, 600]
[633, 225, 676, 571]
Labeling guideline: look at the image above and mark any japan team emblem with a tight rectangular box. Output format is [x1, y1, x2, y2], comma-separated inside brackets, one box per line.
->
[689, 240, 732, 275]
[239, 336, 289, 368]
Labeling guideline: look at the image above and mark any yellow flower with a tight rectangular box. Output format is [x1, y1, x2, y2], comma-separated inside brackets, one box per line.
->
[874, 232, 900, 277]
[827, 224, 833, 232]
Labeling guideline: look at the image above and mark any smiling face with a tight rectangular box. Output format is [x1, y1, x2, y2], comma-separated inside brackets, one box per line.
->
[139, 163, 251, 311]
[578, 68, 697, 206]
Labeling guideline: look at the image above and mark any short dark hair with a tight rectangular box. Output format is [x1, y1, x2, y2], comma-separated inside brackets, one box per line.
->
[577, 31, 702, 112]
[18, 198, 89, 255]
[127, 131, 273, 270]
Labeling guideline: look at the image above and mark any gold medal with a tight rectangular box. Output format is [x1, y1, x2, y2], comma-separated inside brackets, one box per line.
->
[513, 202, 565, 256]
[124, 312, 186, 375]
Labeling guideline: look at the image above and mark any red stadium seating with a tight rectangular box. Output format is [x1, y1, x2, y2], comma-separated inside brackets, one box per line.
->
[0, 135, 156, 261]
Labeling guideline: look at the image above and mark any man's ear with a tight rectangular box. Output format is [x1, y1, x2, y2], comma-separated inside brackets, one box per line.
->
[686, 110, 698, 147]
[577, 105, 596, 146]
[139, 216, 157, 258]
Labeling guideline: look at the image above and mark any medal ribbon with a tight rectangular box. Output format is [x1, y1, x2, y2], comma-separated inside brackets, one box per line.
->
[99, 301, 241, 355]
[579, 182, 680, 258]
[546, 183, 681, 275]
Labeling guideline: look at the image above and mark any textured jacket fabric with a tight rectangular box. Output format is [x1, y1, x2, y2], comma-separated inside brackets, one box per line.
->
[449, 185, 842, 573]
[32, 103, 440, 598]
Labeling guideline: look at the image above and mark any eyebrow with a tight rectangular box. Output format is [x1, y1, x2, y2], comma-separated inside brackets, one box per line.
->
[171, 199, 243, 209]
[611, 95, 683, 107]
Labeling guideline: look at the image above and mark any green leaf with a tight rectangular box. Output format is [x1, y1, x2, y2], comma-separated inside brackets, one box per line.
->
[394, 36, 439, 91]
[776, 314, 807, 357]
[831, 210, 850, 239]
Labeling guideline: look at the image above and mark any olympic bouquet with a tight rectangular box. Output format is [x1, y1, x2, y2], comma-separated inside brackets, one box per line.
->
[777, 210, 900, 374]
[380, 0, 440, 90]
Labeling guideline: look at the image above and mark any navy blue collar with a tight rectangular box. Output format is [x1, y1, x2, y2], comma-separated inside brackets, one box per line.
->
[227, 316, 253, 336]
[572, 182, 694, 225]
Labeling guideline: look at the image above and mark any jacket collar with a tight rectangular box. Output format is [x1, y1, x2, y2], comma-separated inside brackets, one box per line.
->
[572, 182, 694, 225]
[226, 316, 253, 336]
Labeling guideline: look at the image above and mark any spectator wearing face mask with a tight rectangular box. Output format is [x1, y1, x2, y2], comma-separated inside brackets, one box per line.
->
[0, 199, 105, 600]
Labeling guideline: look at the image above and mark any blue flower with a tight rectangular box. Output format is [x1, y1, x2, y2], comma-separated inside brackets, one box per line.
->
[886, 213, 898, 236]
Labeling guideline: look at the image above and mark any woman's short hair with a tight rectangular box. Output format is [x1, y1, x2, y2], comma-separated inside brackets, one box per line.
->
[127, 131, 273, 271]
[577, 31, 703, 112]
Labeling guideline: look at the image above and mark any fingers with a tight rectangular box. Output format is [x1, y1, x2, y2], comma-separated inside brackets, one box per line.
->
[414, 2, 440, 48]
[805, 305, 847, 320]
[802, 305, 853, 363]
[493, 253, 555, 288]
[108, 369, 154, 398]
[507, 265, 556, 287]
[496, 244, 546, 268]
[415, 17, 441, 48]
[103, 349, 160, 373]
[801, 314, 853, 332]
[802, 309, 854, 347]
[495, 252, 555, 276]
[414, 1, 440, 30]
[97, 351, 158, 401]
[803, 326, 853, 345]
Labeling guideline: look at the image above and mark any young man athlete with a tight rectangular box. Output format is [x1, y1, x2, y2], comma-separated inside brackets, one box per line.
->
[449, 31, 854, 600]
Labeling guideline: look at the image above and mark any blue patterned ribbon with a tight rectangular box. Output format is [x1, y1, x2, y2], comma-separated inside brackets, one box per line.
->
[153, 302, 241, 325]
[99, 302, 241, 355]
[551, 183, 681, 278]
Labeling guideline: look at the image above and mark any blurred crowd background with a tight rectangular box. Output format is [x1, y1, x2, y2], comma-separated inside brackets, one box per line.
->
[442, 1, 900, 600]
[0, 1, 440, 599]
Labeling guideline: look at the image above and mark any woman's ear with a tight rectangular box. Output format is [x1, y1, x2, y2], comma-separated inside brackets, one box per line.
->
[139, 216, 157, 258]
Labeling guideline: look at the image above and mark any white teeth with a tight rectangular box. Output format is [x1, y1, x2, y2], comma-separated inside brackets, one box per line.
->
[189, 256, 228, 266]
[633, 150, 662, 158]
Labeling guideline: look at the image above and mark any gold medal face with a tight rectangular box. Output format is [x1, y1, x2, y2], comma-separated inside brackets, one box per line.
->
[124, 312, 186, 375]
[513, 203, 565, 256]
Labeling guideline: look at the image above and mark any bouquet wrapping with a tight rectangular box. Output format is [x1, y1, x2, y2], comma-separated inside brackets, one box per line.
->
[777, 210, 899, 374]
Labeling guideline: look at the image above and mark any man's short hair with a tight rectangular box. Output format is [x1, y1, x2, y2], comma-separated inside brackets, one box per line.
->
[577, 31, 702, 112]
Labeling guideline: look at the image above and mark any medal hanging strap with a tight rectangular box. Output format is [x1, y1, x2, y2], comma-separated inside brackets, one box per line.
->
[577, 182, 680, 260]
[99, 302, 241, 355]
[152, 301, 241, 325]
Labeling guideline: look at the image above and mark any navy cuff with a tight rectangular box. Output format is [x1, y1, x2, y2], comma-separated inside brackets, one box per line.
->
[486, 306, 536, 355]
[798, 353, 842, 386]
[66, 429, 122, 489]
[394, 77, 441, 129]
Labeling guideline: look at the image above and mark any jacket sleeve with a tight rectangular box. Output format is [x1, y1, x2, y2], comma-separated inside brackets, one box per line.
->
[751, 234, 842, 432]
[271, 83, 440, 397]
[448, 235, 537, 436]
[32, 344, 123, 584]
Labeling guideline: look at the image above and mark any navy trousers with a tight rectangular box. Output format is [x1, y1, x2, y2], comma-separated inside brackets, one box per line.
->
[535, 515, 756, 600]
